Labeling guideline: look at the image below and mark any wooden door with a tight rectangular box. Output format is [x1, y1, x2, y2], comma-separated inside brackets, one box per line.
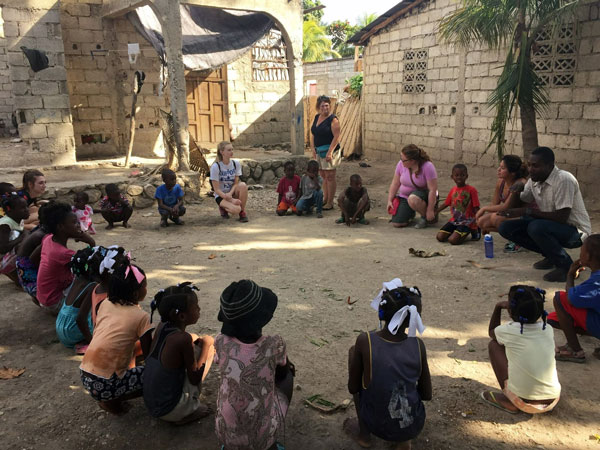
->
[186, 67, 229, 145]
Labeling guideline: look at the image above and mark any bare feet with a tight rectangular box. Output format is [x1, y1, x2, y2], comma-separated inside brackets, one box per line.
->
[343, 417, 372, 448]
[160, 219, 168, 228]
[98, 399, 131, 416]
[173, 403, 211, 426]
[122, 222, 131, 228]
[106, 223, 115, 230]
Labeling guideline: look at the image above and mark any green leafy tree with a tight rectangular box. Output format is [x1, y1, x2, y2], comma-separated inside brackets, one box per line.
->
[303, 19, 341, 62]
[303, 0, 324, 23]
[326, 20, 360, 57]
[439, 0, 581, 158]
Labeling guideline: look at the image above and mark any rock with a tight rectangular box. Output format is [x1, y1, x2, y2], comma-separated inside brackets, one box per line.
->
[248, 161, 258, 168]
[176, 177, 186, 187]
[42, 187, 56, 199]
[127, 184, 144, 196]
[143, 184, 156, 198]
[133, 196, 154, 209]
[56, 195, 74, 205]
[260, 161, 272, 170]
[252, 164, 263, 179]
[56, 187, 71, 197]
[242, 163, 251, 179]
[248, 184, 264, 190]
[117, 183, 128, 193]
[123, 193, 134, 205]
[275, 166, 285, 178]
[271, 160, 282, 169]
[247, 178, 256, 185]
[259, 170, 276, 185]
[71, 185, 86, 194]
[152, 179, 163, 188]
[84, 189, 101, 203]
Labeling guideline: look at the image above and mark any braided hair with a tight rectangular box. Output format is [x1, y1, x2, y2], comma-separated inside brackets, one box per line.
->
[379, 286, 422, 329]
[108, 258, 146, 306]
[508, 285, 547, 334]
[42, 202, 73, 234]
[0, 192, 25, 212]
[150, 282, 199, 323]
[69, 247, 96, 278]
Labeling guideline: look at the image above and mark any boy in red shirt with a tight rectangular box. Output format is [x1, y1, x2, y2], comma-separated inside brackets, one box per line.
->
[276, 161, 301, 216]
[436, 164, 480, 245]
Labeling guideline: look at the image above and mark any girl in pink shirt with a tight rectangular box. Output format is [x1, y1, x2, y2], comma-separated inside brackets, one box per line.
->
[36, 202, 95, 313]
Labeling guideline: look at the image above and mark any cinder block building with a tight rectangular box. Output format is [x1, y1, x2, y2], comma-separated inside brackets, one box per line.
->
[0, 0, 303, 168]
[350, 0, 600, 198]
[303, 57, 359, 97]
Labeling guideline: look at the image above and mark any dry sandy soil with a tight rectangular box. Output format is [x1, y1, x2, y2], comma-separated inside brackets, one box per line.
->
[0, 158, 599, 450]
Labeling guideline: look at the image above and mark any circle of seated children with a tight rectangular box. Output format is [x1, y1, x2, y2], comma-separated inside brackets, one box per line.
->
[387, 144, 439, 229]
[1, 147, 599, 448]
[209, 141, 249, 222]
[475, 155, 528, 252]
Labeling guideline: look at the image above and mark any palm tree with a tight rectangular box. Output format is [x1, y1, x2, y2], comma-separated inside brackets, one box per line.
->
[357, 12, 378, 29]
[439, 0, 581, 158]
[303, 19, 340, 62]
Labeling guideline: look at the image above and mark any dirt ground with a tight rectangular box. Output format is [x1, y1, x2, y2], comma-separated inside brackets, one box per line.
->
[1, 157, 599, 450]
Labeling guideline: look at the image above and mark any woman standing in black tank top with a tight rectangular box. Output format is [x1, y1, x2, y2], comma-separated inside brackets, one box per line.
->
[310, 95, 341, 210]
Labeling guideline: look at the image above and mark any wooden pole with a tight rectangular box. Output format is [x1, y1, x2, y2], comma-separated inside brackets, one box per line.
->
[124, 71, 145, 168]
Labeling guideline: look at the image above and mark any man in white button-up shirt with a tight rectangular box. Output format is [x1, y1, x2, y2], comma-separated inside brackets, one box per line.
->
[498, 147, 592, 282]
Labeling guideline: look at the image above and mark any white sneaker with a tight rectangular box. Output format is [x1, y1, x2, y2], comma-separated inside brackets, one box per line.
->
[414, 217, 427, 229]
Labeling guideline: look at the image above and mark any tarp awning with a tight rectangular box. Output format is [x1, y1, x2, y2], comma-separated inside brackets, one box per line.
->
[128, 5, 273, 71]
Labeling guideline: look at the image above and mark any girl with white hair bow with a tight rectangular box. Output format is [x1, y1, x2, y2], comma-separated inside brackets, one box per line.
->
[345, 281, 432, 449]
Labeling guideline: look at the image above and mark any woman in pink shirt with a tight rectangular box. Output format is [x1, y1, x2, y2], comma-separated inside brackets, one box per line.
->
[36, 202, 95, 314]
[387, 144, 439, 229]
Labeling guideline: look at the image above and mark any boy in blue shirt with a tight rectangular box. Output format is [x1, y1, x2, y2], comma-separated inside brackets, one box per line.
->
[155, 169, 185, 227]
[549, 234, 600, 363]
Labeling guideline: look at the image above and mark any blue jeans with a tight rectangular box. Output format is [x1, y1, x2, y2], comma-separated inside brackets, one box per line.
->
[296, 190, 323, 214]
[498, 216, 582, 269]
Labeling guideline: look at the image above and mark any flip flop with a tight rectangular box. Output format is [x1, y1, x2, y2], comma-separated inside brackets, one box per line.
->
[480, 391, 519, 414]
[322, 205, 334, 211]
[555, 345, 585, 363]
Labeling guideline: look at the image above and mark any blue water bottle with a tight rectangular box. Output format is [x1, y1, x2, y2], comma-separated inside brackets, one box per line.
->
[484, 234, 494, 258]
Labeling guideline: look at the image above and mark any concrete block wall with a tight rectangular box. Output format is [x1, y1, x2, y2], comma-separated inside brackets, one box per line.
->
[1, 2, 76, 167]
[228, 51, 291, 146]
[303, 57, 359, 96]
[362, 0, 600, 198]
[0, 8, 14, 130]
[60, 0, 167, 159]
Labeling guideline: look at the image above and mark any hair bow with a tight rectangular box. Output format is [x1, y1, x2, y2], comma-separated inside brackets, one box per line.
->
[370, 278, 403, 311]
[388, 305, 425, 337]
[99, 248, 119, 274]
[125, 264, 145, 284]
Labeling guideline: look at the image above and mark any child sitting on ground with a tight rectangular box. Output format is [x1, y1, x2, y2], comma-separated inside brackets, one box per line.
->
[16, 202, 50, 305]
[336, 174, 370, 226]
[276, 160, 301, 216]
[72, 191, 96, 234]
[296, 160, 324, 218]
[215, 280, 295, 450]
[209, 141, 249, 222]
[37, 202, 95, 314]
[155, 168, 186, 227]
[55, 247, 99, 352]
[436, 164, 480, 245]
[143, 283, 214, 424]
[0, 182, 16, 217]
[80, 258, 153, 415]
[346, 281, 431, 450]
[98, 183, 133, 230]
[0, 194, 29, 285]
[548, 234, 600, 363]
[482, 285, 561, 414]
